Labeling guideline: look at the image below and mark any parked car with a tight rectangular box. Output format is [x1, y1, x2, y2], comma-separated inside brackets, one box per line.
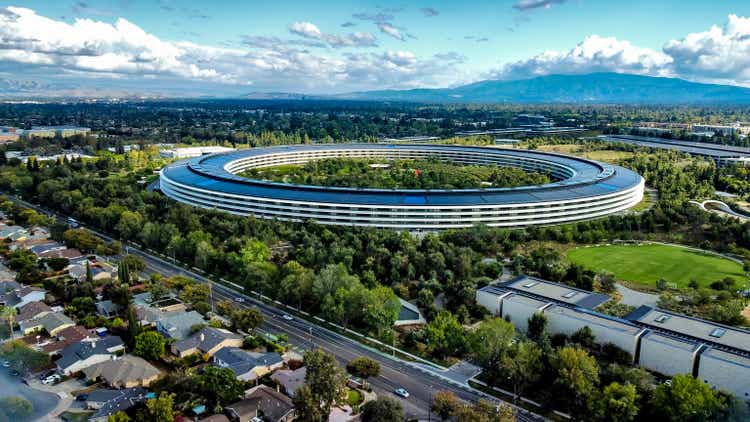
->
[282, 314, 293, 321]
[75, 394, 88, 402]
[42, 374, 61, 385]
[394, 388, 410, 398]
[39, 370, 57, 380]
[1, 360, 10, 368]
[235, 297, 245, 303]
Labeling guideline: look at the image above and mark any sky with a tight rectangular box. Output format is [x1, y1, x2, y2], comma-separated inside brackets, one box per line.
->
[2, 0, 750, 96]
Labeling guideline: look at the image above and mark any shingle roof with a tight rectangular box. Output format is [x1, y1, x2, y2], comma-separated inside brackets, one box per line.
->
[272, 367, 306, 397]
[158, 310, 205, 340]
[173, 327, 242, 354]
[83, 355, 161, 387]
[17, 301, 52, 322]
[244, 384, 295, 422]
[20, 312, 74, 334]
[88, 388, 148, 420]
[57, 336, 124, 370]
[213, 347, 282, 377]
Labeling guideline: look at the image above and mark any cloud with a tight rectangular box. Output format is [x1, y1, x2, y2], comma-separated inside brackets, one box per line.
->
[288, 21, 378, 48]
[0, 6, 463, 94]
[340, 21, 356, 28]
[352, 12, 394, 23]
[663, 14, 750, 83]
[420, 8, 439, 17]
[377, 22, 405, 41]
[71, 2, 111, 17]
[513, 0, 566, 11]
[491, 35, 672, 80]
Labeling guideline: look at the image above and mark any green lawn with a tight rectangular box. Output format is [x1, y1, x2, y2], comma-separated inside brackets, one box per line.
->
[566, 244, 745, 288]
[347, 388, 363, 406]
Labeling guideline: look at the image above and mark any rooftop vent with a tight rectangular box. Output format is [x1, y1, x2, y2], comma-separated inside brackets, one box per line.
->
[522, 282, 539, 288]
[654, 314, 671, 323]
[562, 291, 578, 299]
[709, 328, 726, 338]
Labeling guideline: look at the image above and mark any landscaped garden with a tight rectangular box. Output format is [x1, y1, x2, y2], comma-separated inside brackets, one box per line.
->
[566, 243, 745, 288]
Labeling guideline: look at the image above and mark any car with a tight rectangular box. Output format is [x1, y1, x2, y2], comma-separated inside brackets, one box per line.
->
[75, 394, 89, 402]
[234, 297, 245, 303]
[42, 374, 61, 385]
[282, 314, 293, 321]
[251, 418, 263, 422]
[394, 388, 409, 398]
[39, 370, 57, 380]
[10, 370, 20, 377]
[1, 360, 10, 368]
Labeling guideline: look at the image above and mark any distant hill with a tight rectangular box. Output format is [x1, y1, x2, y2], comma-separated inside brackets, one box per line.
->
[337, 73, 750, 104]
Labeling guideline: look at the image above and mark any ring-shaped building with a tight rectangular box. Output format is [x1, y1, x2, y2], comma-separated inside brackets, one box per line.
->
[158, 143, 644, 230]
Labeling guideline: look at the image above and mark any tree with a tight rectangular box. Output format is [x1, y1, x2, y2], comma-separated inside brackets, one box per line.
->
[361, 397, 404, 422]
[107, 411, 131, 422]
[469, 317, 515, 369]
[296, 349, 347, 421]
[230, 307, 264, 332]
[0, 340, 49, 374]
[454, 400, 515, 422]
[279, 260, 314, 309]
[346, 357, 380, 388]
[134, 331, 165, 361]
[293, 385, 325, 422]
[85, 260, 94, 284]
[0, 306, 17, 340]
[432, 390, 460, 421]
[0, 396, 32, 419]
[596, 271, 617, 293]
[126, 306, 141, 345]
[571, 326, 597, 349]
[650, 374, 723, 422]
[137, 392, 174, 422]
[553, 346, 600, 414]
[197, 366, 244, 408]
[592, 382, 639, 422]
[500, 340, 543, 402]
[122, 254, 146, 274]
[526, 312, 551, 351]
[425, 311, 465, 359]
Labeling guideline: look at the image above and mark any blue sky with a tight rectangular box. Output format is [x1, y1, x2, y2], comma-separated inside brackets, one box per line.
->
[2, 0, 750, 96]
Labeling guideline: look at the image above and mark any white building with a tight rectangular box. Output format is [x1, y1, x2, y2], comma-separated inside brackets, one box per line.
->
[544, 305, 645, 361]
[159, 146, 235, 159]
[698, 347, 750, 399]
[500, 294, 549, 333]
[637, 332, 701, 376]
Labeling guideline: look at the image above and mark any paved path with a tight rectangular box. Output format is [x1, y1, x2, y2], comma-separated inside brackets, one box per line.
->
[615, 283, 659, 308]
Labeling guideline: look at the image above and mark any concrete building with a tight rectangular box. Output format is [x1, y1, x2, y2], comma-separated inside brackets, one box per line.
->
[638, 332, 701, 377]
[698, 347, 750, 399]
[500, 294, 548, 333]
[544, 305, 645, 361]
[18, 126, 91, 139]
[159, 146, 235, 159]
[500, 276, 610, 310]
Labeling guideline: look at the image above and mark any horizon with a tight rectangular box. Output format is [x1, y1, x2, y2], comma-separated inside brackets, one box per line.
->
[2, 1, 750, 98]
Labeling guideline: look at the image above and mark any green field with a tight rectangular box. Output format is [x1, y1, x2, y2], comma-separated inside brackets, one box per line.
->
[566, 244, 744, 288]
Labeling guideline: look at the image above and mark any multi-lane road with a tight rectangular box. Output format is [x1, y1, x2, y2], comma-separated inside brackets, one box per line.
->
[5, 194, 546, 421]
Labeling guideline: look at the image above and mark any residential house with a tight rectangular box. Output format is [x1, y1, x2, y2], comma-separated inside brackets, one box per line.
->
[157, 310, 205, 341]
[40, 325, 94, 355]
[68, 262, 110, 282]
[225, 385, 295, 422]
[19, 312, 75, 336]
[83, 355, 162, 388]
[57, 335, 125, 375]
[28, 242, 66, 257]
[394, 298, 427, 327]
[16, 301, 53, 324]
[171, 326, 243, 358]
[0, 225, 27, 241]
[133, 293, 187, 326]
[0, 285, 46, 308]
[213, 347, 283, 382]
[272, 367, 306, 397]
[199, 415, 230, 422]
[95, 300, 122, 318]
[86, 388, 150, 422]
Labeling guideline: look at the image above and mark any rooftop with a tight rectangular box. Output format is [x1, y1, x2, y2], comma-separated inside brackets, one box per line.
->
[640, 331, 703, 352]
[173, 326, 242, 353]
[158, 310, 205, 340]
[83, 355, 161, 387]
[213, 347, 283, 378]
[88, 388, 148, 420]
[500, 275, 611, 309]
[545, 304, 643, 335]
[625, 306, 750, 355]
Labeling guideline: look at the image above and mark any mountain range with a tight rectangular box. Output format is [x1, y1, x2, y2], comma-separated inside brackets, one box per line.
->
[333, 73, 750, 104]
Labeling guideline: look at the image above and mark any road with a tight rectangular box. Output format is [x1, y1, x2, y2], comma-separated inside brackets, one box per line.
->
[5, 194, 546, 422]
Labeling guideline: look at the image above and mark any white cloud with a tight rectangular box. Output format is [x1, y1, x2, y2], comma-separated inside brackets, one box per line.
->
[491, 35, 672, 79]
[377, 22, 404, 41]
[663, 14, 750, 83]
[289, 21, 377, 48]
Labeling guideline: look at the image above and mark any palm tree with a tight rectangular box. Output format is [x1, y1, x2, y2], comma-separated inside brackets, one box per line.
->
[1, 306, 17, 340]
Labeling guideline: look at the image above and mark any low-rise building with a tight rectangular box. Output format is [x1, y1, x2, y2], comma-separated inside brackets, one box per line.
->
[19, 311, 75, 336]
[83, 354, 162, 388]
[226, 385, 295, 422]
[86, 388, 149, 422]
[638, 331, 701, 377]
[394, 298, 427, 326]
[157, 310, 205, 341]
[544, 305, 645, 361]
[698, 347, 750, 399]
[212, 347, 283, 382]
[16, 301, 52, 324]
[171, 326, 243, 358]
[500, 294, 549, 333]
[272, 367, 306, 397]
[159, 146, 235, 159]
[0, 285, 46, 309]
[95, 300, 122, 318]
[57, 336, 125, 375]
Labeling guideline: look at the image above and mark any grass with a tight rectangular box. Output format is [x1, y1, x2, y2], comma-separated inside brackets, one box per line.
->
[534, 144, 634, 163]
[566, 243, 745, 288]
[347, 388, 363, 406]
[60, 411, 93, 422]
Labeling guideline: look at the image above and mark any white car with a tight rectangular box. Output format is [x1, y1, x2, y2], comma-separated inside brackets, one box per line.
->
[282, 314, 293, 321]
[1, 360, 10, 368]
[42, 374, 61, 385]
[234, 297, 245, 303]
[394, 388, 409, 398]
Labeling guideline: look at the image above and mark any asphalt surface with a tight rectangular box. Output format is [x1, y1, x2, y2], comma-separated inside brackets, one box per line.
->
[5, 194, 546, 422]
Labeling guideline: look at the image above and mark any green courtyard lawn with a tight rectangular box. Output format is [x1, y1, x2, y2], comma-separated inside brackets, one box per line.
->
[566, 243, 745, 289]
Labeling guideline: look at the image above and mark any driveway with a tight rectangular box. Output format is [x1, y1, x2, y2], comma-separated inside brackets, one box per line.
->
[616, 283, 659, 308]
[0, 370, 59, 422]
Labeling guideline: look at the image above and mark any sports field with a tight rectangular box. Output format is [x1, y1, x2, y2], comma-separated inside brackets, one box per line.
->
[566, 243, 744, 288]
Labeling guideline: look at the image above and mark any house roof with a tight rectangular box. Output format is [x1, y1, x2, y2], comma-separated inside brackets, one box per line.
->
[83, 355, 161, 387]
[158, 310, 205, 340]
[39, 248, 83, 260]
[57, 336, 124, 370]
[272, 367, 306, 397]
[395, 298, 426, 325]
[96, 300, 122, 316]
[17, 301, 52, 322]
[0, 280, 20, 293]
[244, 384, 295, 422]
[20, 312, 74, 334]
[88, 388, 148, 420]
[42, 325, 92, 353]
[213, 347, 282, 377]
[173, 326, 242, 354]
[198, 415, 230, 422]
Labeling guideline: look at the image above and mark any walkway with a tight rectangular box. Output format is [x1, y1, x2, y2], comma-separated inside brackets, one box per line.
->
[615, 283, 658, 308]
